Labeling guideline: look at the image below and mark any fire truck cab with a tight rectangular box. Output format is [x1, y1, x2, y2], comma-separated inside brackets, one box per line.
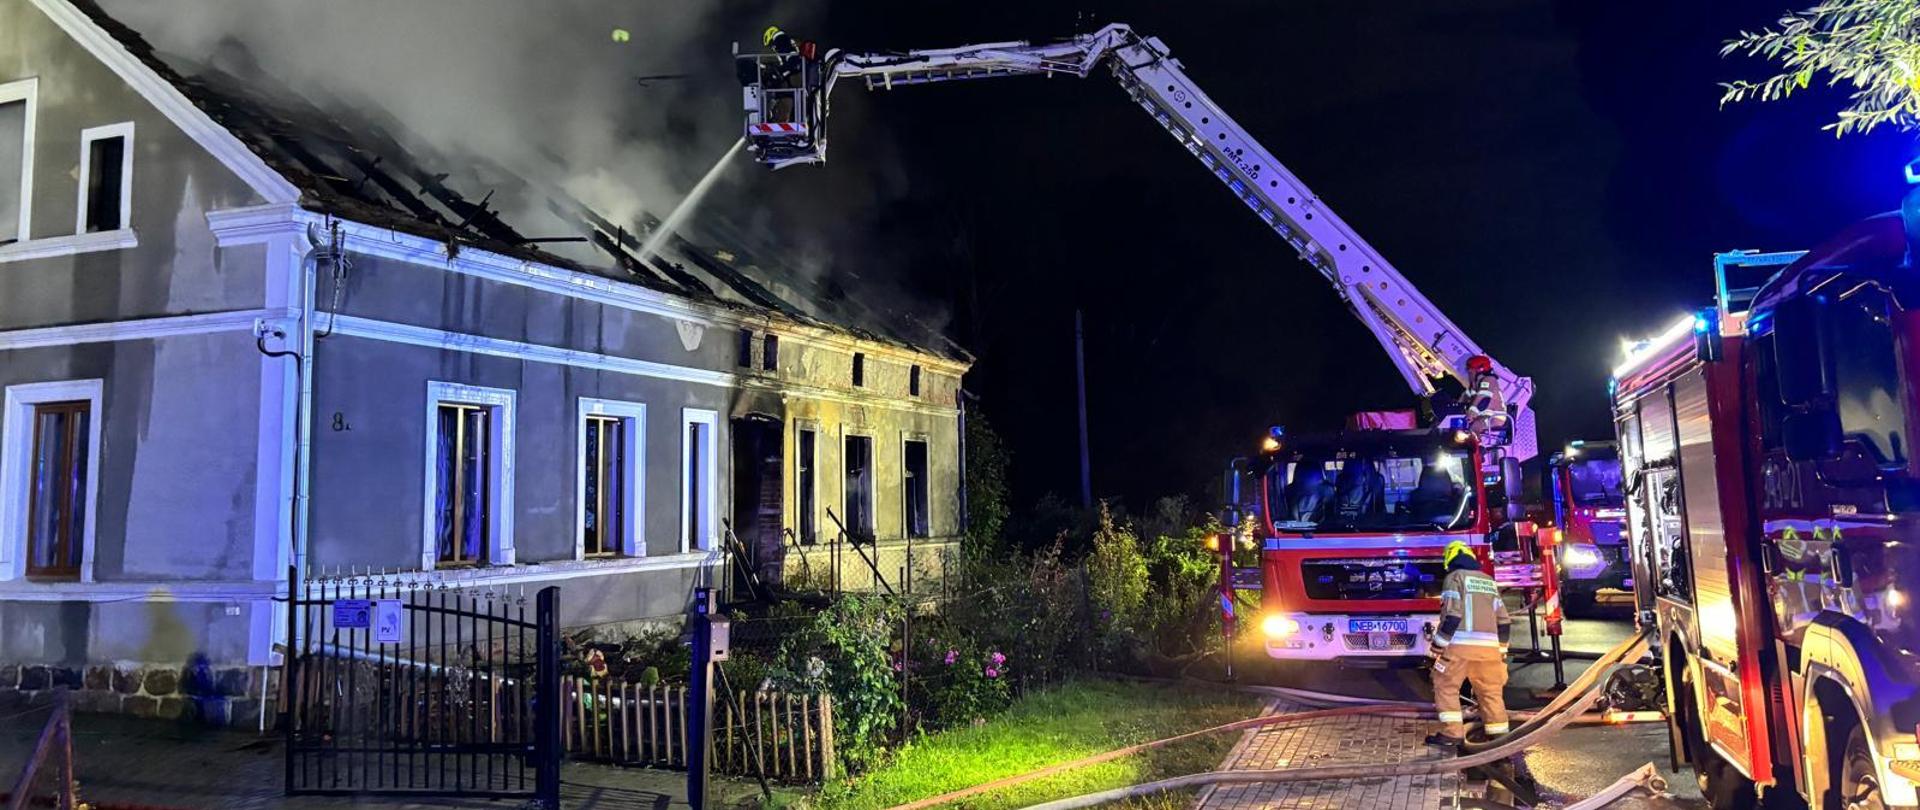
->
[1613, 224, 1920, 808]
[1543, 440, 1629, 614]
[1245, 424, 1492, 662]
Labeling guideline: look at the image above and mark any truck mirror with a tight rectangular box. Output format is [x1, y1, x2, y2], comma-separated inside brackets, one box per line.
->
[1772, 294, 1836, 408]
[1782, 410, 1843, 462]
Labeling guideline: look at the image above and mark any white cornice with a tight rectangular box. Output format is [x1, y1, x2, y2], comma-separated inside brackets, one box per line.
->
[0, 228, 138, 263]
[321, 313, 737, 389]
[207, 204, 972, 374]
[30, 0, 301, 204]
[0, 308, 278, 350]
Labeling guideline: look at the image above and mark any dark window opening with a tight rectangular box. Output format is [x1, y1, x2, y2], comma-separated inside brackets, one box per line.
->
[904, 439, 930, 538]
[84, 135, 125, 233]
[736, 329, 754, 368]
[844, 435, 873, 538]
[852, 353, 866, 387]
[434, 403, 491, 566]
[797, 428, 817, 544]
[27, 401, 89, 579]
[763, 334, 780, 371]
[0, 100, 24, 245]
[686, 420, 712, 550]
[583, 415, 627, 556]
[909, 365, 922, 397]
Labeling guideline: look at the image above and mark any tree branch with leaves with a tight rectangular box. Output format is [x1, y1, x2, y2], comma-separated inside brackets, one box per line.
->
[1722, 0, 1920, 135]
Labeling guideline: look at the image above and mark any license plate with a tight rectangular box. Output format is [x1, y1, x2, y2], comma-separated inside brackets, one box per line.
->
[1349, 618, 1408, 634]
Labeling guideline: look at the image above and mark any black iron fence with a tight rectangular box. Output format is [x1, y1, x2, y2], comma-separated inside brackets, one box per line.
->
[283, 568, 561, 806]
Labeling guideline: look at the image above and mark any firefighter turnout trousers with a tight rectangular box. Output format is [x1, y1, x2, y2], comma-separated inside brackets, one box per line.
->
[1432, 643, 1508, 739]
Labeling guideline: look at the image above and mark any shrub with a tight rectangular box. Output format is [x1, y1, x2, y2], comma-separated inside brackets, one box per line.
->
[964, 410, 1011, 557]
[768, 594, 904, 773]
[908, 618, 1013, 728]
[1085, 503, 1148, 663]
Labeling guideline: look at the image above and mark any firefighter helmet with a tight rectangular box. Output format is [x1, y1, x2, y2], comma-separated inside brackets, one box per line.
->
[1443, 540, 1475, 568]
[763, 26, 783, 47]
[1465, 355, 1493, 374]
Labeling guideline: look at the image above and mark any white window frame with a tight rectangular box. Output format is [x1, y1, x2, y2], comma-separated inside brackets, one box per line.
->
[0, 379, 104, 583]
[421, 381, 516, 570]
[680, 408, 719, 554]
[0, 78, 37, 245]
[75, 121, 134, 236]
[575, 397, 645, 560]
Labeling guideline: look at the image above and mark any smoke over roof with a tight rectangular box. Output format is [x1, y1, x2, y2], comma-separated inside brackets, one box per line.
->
[86, 0, 966, 360]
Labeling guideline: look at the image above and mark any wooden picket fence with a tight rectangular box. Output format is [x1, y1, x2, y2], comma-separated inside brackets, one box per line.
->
[561, 679, 835, 782]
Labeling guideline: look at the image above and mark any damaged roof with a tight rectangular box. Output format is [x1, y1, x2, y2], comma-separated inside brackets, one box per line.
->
[66, 0, 970, 364]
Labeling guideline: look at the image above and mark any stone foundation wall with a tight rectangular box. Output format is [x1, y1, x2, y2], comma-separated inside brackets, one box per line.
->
[0, 663, 277, 727]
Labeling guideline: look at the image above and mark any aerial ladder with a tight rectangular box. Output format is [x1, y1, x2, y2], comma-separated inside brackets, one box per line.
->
[737, 24, 1538, 461]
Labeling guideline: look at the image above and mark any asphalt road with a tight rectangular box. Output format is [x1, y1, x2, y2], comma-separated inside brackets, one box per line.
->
[1235, 591, 1708, 807]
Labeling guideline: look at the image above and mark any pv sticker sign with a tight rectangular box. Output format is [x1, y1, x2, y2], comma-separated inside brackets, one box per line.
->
[333, 599, 372, 629]
[375, 600, 404, 644]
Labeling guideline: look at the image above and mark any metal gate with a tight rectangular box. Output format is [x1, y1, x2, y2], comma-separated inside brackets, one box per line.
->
[283, 568, 560, 806]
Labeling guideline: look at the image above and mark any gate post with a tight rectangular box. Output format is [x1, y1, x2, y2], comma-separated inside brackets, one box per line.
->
[535, 587, 562, 809]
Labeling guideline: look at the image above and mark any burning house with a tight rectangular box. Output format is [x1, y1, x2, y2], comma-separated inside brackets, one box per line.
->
[0, 0, 969, 722]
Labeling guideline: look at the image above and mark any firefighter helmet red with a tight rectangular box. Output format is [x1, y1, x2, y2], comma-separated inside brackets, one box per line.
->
[1465, 355, 1493, 374]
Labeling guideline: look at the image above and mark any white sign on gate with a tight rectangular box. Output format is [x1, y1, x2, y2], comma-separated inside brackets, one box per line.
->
[374, 599, 404, 644]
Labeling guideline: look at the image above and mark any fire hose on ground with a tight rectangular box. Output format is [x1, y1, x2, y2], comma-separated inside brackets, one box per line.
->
[936, 627, 1660, 810]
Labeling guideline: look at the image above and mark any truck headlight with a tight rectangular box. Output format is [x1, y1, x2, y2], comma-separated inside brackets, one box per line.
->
[1261, 615, 1299, 639]
[1564, 544, 1602, 568]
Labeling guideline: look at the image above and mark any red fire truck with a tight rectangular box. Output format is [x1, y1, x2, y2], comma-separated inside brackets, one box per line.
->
[1612, 225, 1920, 808]
[1542, 440, 1629, 614]
[1240, 421, 1495, 662]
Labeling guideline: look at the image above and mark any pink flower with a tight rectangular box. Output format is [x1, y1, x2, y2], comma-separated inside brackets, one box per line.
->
[989, 651, 1006, 666]
[985, 667, 1000, 679]
[892, 660, 903, 672]
[944, 649, 958, 665]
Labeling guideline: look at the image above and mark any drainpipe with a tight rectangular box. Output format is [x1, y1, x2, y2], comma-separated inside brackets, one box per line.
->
[957, 389, 972, 540]
[293, 240, 318, 578]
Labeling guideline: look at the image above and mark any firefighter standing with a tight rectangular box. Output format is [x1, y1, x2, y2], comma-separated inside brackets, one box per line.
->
[1426, 540, 1513, 750]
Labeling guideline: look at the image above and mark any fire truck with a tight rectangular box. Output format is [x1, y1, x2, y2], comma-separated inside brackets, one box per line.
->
[1241, 418, 1502, 661]
[1542, 440, 1629, 615]
[1612, 217, 1920, 809]
[735, 24, 1538, 664]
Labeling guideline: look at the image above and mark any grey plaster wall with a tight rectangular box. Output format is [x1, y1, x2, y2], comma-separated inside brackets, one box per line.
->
[0, 0, 268, 330]
[0, 333, 264, 582]
[0, 599, 253, 666]
[305, 333, 733, 571]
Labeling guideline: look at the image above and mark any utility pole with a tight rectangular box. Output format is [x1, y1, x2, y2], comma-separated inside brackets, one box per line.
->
[1074, 309, 1092, 509]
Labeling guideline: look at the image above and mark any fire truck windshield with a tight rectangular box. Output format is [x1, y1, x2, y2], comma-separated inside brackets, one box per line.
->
[1567, 459, 1624, 507]
[1263, 435, 1477, 533]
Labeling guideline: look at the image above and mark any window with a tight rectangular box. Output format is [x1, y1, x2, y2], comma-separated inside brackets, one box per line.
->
[682, 409, 718, 552]
[0, 79, 35, 246]
[77, 123, 132, 234]
[26, 403, 90, 578]
[903, 439, 929, 538]
[2, 379, 102, 583]
[763, 334, 779, 372]
[852, 353, 866, 388]
[737, 329, 754, 368]
[1831, 287, 1907, 466]
[797, 427, 817, 544]
[421, 382, 515, 570]
[434, 404, 491, 565]
[844, 434, 874, 538]
[909, 365, 922, 397]
[578, 398, 644, 559]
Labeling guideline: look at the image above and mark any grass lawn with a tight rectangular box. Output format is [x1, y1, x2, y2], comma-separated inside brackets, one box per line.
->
[810, 678, 1264, 810]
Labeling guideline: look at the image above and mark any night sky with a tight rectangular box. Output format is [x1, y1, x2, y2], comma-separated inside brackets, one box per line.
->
[712, 0, 1917, 509]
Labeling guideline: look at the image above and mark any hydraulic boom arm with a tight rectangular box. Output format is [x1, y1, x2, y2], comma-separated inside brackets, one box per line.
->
[738, 24, 1536, 459]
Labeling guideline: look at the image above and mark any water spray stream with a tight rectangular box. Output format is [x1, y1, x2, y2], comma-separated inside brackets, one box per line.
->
[638, 137, 746, 264]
